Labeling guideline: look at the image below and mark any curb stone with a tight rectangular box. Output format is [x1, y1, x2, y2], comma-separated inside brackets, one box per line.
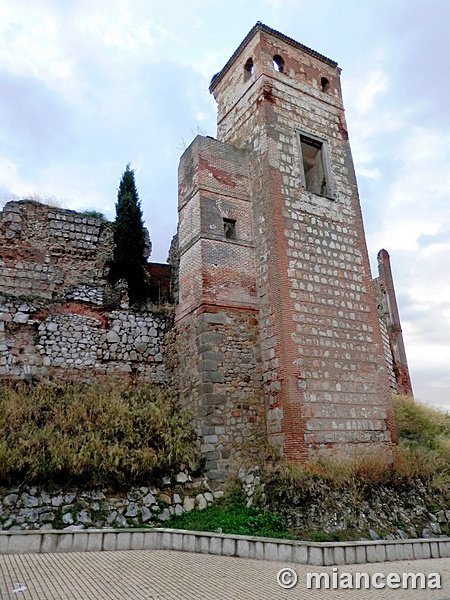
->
[1, 529, 449, 565]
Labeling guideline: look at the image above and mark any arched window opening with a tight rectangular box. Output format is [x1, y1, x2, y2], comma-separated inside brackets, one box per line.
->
[273, 54, 284, 73]
[321, 76, 330, 92]
[244, 57, 254, 81]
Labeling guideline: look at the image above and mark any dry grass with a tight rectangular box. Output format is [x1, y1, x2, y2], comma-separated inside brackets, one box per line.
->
[262, 395, 450, 508]
[0, 380, 197, 490]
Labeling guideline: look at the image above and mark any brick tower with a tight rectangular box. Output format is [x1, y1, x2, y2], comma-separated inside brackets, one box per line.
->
[176, 23, 397, 477]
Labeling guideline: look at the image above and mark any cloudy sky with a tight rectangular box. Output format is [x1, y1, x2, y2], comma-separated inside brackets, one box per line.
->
[1, 0, 449, 409]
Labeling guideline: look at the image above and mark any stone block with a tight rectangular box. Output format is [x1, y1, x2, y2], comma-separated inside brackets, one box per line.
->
[309, 546, 324, 566]
[439, 541, 450, 558]
[56, 534, 73, 553]
[421, 542, 431, 559]
[394, 544, 405, 560]
[278, 544, 293, 563]
[264, 542, 278, 561]
[71, 533, 88, 552]
[41, 533, 58, 553]
[9, 534, 41, 554]
[203, 314, 227, 324]
[386, 544, 396, 562]
[161, 532, 172, 550]
[413, 543, 423, 560]
[182, 534, 196, 552]
[334, 546, 345, 565]
[209, 537, 222, 555]
[0, 535, 10, 554]
[403, 543, 414, 560]
[292, 544, 308, 564]
[355, 545, 367, 564]
[116, 532, 131, 550]
[103, 533, 117, 551]
[251, 541, 264, 560]
[222, 538, 235, 557]
[86, 533, 103, 552]
[323, 547, 334, 566]
[375, 544, 386, 562]
[236, 539, 250, 558]
[430, 542, 439, 558]
[196, 536, 209, 554]
[143, 531, 160, 550]
[171, 533, 183, 551]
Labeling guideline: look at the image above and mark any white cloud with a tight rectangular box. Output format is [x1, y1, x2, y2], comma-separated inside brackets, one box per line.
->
[353, 70, 388, 113]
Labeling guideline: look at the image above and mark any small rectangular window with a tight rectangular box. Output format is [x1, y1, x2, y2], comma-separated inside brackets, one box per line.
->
[223, 218, 236, 240]
[297, 132, 334, 198]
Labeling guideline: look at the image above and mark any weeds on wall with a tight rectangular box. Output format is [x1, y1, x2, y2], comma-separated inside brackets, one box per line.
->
[0, 380, 197, 490]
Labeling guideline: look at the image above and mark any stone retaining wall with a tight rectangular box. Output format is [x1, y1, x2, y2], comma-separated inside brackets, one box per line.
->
[0, 479, 221, 532]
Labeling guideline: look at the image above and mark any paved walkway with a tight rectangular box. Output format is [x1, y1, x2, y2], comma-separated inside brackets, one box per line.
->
[0, 550, 449, 599]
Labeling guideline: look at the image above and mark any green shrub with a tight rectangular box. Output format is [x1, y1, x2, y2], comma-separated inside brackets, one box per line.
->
[0, 380, 197, 489]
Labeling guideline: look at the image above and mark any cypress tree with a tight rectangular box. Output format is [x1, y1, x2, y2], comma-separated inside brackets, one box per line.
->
[111, 164, 149, 303]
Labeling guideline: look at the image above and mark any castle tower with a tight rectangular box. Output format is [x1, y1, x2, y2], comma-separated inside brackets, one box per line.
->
[176, 23, 397, 476]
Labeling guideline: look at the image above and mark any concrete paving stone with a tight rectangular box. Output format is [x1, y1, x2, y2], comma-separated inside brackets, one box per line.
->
[1, 550, 449, 599]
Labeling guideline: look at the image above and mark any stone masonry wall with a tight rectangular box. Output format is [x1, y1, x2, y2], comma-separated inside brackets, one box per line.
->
[167, 311, 266, 481]
[0, 200, 168, 382]
[0, 294, 166, 381]
[210, 24, 397, 459]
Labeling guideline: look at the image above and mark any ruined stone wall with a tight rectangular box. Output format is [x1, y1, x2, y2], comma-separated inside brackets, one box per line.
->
[374, 249, 413, 396]
[0, 201, 167, 382]
[0, 200, 112, 301]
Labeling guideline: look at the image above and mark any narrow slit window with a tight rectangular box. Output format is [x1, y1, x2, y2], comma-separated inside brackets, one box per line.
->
[298, 133, 334, 198]
[223, 218, 236, 240]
